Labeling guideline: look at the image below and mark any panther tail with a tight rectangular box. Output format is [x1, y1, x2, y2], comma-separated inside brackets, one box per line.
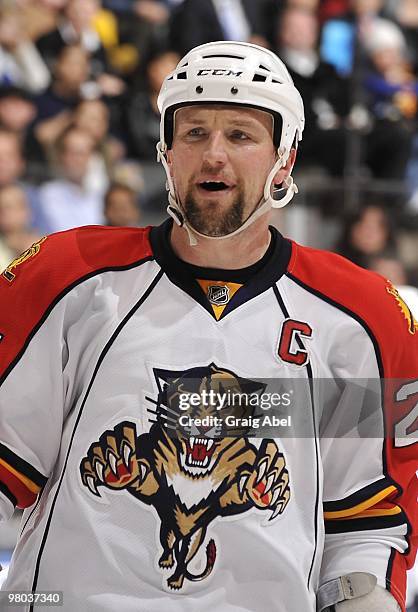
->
[185, 539, 216, 582]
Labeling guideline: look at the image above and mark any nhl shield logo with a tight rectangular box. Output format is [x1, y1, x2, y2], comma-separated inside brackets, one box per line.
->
[207, 285, 230, 305]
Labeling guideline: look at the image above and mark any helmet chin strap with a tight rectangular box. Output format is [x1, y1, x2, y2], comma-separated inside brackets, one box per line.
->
[156, 142, 298, 247]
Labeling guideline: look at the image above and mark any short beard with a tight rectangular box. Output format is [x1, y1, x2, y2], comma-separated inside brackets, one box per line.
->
[183, 187, 246, 237]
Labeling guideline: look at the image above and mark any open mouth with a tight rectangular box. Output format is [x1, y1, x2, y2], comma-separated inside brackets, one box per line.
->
[185, 437, 216, 468]
[198, 181, 231, 192]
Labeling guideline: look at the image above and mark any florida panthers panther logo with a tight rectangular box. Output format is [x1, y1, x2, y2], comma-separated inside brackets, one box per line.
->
[80, 364, 290, 591]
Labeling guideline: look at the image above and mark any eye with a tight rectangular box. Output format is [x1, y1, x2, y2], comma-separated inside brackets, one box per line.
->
[187, 127, 205, 137]
[230, 130, 250, 141]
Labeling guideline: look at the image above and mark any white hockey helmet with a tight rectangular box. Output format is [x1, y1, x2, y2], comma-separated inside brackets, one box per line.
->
[156, 41, 305, 244]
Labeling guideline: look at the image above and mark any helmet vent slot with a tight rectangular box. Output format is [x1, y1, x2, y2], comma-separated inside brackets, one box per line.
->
[177, 71, 187, 80]
[202, 54, 243, 60]
[253, 73, 267, 82]
[258, 64, 271, 71]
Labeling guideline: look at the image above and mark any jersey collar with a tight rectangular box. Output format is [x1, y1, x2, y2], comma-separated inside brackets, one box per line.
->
[150, 218, 292, 320]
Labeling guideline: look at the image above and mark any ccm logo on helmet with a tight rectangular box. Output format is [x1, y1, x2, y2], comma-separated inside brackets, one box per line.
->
[278, 319, 313, 366]
[197, 69, 243, 77]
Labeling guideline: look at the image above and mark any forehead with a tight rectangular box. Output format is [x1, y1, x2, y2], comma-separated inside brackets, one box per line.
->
[174, 105, 273, 131]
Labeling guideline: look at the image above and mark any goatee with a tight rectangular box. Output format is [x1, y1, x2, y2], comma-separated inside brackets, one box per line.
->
[183, 189, 245, 237]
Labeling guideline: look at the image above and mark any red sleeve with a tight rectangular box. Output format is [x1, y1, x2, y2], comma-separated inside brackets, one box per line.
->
[288, 242, 418, 609]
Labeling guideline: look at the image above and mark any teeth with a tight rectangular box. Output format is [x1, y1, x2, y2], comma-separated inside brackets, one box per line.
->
[189, 437, 195, 449]
[207, 440, 214, 450]
[188, 453, 193, 463]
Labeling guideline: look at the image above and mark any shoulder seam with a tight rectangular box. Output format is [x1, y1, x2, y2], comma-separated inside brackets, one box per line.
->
[0, 255, 155, 388]
[286, 271, 384, 378]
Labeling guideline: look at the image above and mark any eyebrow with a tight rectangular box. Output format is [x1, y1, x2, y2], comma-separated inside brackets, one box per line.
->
[178, 116, 262, 129]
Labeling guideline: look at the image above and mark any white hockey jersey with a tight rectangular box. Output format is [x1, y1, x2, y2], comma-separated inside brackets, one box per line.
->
[0, 220, 417, 611]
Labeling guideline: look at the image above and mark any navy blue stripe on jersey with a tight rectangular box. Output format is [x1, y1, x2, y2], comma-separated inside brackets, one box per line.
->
[325, 511, 407, 534]
[0, 479, 17, 508]
[272, 284, 320, 591]
[386, 548, 397, 595]
[323, 476, 402, 513]
[30, 267, 164, 607]
[0, 443, 48, 488]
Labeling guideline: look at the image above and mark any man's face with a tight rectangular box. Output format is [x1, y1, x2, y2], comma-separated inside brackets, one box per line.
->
[60, 131, 94, 184]
[279, 9, 318, 52]
[0, 185, 29, 233]
[0, 97, 36, 132]
[0, 133, 24, 186]
[167, 105, 276, 237]
[54, 46, 90, 91]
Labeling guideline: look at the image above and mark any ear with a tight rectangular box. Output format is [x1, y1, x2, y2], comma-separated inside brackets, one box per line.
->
[166, 148, 174, 178]
[273, 148, 297, 186]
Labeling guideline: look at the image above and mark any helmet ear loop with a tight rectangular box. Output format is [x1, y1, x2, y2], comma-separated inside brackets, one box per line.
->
[269, 147, 298, 209]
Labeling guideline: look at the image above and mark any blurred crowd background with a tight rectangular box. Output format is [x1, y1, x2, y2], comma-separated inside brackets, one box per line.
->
[0, 0, 417, 606]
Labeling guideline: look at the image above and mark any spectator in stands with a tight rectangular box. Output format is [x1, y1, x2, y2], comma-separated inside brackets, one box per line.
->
[0, 185, 41, 264]
[73, 98, 126, 196]
[127, 49, 179, 161]
[37, 0, 109, 73]
[0, 5, 50, 94]
[125, 48, 178, 209]
[38, 126, 104, 233]
[336, 203, 397, 268]
[0, 130, 26, 191]
[104, 182, 141, 226]
[170, 0, 269, 56]
[36, 0, 126, 96]
[385, 0, 418, 61]
[34, 45, 92, 153]
[0, 87, 45, 178]
[369, 252, 409, 285]
[0, 87, 36, 137]
[276, 4, 349, 176]
[35, 44, 91, 123]
[362, 19, 416, 181]
[20, 0, 68, 43]
[0, 129, 48, 233]
[134, 0, 171, 26]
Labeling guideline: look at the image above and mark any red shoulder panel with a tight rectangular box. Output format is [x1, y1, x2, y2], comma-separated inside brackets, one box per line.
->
[0, 225, 153, 381]
[288, 241, 418, 378]
[288, 242, 418, 610]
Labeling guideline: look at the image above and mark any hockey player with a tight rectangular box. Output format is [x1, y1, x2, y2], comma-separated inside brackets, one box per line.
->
[0, 42, 417, 611]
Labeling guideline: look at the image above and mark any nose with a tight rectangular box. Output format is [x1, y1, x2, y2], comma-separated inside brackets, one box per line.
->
[202, 131, 228, 167]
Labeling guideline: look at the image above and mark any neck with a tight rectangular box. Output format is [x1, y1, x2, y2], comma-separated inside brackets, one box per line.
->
[170, 215, 272, 269]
